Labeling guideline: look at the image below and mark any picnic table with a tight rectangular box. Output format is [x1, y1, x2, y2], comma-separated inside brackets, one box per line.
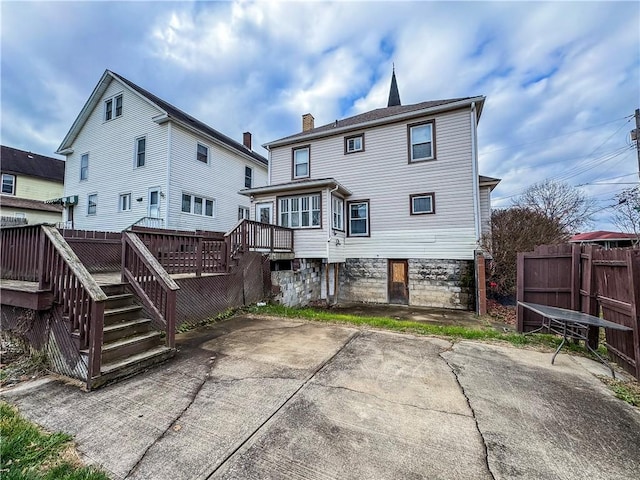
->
[518, 301, 633, 379]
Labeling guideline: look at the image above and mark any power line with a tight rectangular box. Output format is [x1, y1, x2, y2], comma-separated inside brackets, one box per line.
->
[576, 172, 639, 185]
[481, 115, 633, 155]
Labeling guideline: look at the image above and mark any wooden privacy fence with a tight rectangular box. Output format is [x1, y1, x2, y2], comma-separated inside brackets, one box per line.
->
[517, 244, 640, 379]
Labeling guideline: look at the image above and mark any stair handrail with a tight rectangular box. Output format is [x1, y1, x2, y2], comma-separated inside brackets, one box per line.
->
[121, 231, 179, 349]
[40, 225, 108, 387]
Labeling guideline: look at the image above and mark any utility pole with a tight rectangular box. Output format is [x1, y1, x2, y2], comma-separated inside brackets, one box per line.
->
[634, 108, 640, 181]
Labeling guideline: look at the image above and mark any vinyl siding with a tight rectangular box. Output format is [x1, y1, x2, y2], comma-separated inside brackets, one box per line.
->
[62, 77, 267, 233]
[0, 206, 61, 225]
[168, 124, 267, 232]
[62, 78, 168, 231]
[268, 108, 478, 260]
[15, 176, 63, 202]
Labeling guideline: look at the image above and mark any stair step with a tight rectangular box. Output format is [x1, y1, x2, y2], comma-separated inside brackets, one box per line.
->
[102, 318, 153, 343]
[104, 304, 143, 324]
[100, 283, 128, 296]
[101, 331, 163, 363]
[104, 293, 135, 309]
[93, 346, 176, 389]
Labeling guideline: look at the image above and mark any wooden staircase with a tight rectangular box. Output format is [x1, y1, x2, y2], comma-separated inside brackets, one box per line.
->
[79, 283, 175, 388]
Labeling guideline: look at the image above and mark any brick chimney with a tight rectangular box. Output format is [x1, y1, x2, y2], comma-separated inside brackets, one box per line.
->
[302, 113, 315, 132]
[243, 132, 252, 150]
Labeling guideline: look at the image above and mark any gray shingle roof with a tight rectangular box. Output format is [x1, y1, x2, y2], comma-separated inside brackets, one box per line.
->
[1, 145, 65, 182]
[108, 71, 267, 166]
[0, 195, 63, 212]
[271, 97, 475, 145]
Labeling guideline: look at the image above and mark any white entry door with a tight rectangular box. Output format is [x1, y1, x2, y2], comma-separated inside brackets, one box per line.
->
[257, 203, 273, 224]
[148, 188, 161, 218]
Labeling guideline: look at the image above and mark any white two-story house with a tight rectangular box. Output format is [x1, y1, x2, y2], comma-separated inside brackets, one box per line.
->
[243, 71, 499, 310]
[56, 70, 267, 232]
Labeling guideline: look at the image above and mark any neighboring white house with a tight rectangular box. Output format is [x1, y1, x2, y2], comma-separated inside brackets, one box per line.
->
[0, 145, 65, 226]
[243, 71, 499, 309]
[55, 70, 267, 232]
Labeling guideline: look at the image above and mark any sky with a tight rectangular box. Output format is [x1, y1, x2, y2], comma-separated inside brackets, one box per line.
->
[1, 0, 639, 231]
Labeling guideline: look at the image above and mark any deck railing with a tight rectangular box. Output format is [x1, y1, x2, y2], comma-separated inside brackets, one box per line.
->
[132, 229, 227, 275]
[1, 224, 42, 281]
[122, 232, 179, 348]
[39, 226, 108, 385]
[225, 220, 294, 258]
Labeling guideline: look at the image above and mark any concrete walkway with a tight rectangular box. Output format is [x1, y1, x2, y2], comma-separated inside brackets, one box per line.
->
[2, 315, 639, 479]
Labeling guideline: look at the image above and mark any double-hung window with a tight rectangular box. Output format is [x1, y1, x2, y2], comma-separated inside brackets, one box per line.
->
[344, 134, 364, 154]
[104, 94, 123, 121]
[80, 153, 89, 180]
[135, 137, 146, 167]
[1, 174, 16, 195]
[332, 196, 344, 230]
[238, 206, 250, 220]
[348, 200, 369, 237]
[292, 146, 310, 179]
[119, 193, 131, 212]
[408, 120, 435, 162]
[197, 143, 209, 163]
[181, 193, 214, 217]
[87, 193, 98, 215]
[279, 193, 320, 228]
[410, 193, 435, 215]
[244, 166, 252, 188]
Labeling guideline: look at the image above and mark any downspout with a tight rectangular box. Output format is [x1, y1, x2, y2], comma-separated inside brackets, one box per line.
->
[470, 102, 481, 245]
[165, 122, 172, 228]
[326, 184, 340, 302]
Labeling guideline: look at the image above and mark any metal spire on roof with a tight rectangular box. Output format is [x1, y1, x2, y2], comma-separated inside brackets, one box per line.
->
[387, 64, 401, 107]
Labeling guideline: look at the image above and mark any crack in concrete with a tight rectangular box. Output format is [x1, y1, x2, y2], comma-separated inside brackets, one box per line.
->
[310, 381, 473, 419]
[440, 351, 496, 480]
[124, 355, 219, 479]
[203, 331, 362, 479]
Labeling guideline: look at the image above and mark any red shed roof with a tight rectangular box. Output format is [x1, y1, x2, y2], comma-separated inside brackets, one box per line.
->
[570, 231, 637, 242]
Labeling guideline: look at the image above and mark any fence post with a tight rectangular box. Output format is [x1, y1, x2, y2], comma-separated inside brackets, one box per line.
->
[121, 234, 128, 283]
[37, 227, 47, 290]
[626, 249, 640, 380]
[87, 300, 105, 390]
[195, 236, 203, 277]
[582, 246, 599, 349]
[516, 252, 525, 332]
[166, 290, 176, 349]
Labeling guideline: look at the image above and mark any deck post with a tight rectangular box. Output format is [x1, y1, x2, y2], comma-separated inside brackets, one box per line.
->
[195, 236, 203, 277]
[37, 227, 47, 290]
[87, 300, 105, 390]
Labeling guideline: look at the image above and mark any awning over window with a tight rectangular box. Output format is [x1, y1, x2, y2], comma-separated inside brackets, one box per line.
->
[45, 195, 78, 206]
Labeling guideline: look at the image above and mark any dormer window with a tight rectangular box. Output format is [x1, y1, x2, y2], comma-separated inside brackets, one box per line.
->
[105, 94, 123, 121]
[345, 134, 364, 154]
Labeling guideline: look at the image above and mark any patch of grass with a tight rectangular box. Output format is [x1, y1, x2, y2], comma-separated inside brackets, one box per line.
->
[599, 377, 640, 407]
[0, 401, 110, 479]
[248, 304, 563, 347]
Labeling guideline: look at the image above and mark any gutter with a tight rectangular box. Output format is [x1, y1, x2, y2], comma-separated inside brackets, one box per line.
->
[470, 102, 481, 245]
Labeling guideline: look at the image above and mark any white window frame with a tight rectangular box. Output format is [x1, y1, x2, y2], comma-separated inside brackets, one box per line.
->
[244, 166, 253, 188]
[80, 153, 89, 181]
[87, 193, 98, 215]
[119, 193, 132, 212]
[348, 200, 369, 237]
[345, 134, 364, 154]
[104, 93, 123, 121]
[332, 196, 344, 230]
[409, 120, 435, 162]
[238, 206, 250, 220]
[257, 203, 272, 224]
[410, 193, 435, 215]
[181, 192, 215, 217]
[1, 173, 16, 195]
[278, 193, 321, 229]
[292, 146, 310, 179]
[197, 143, 209, 164]
[135, 136, 146, 168]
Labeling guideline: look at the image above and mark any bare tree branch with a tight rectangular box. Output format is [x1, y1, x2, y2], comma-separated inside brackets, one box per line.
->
[512, 180, 597, 234]
[611, 186, 640, 239]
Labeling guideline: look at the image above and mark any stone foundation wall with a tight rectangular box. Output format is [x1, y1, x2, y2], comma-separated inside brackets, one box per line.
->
[338, 258, 388, 303]
[409, 258, 474, 310]
[271, 258, 323, 307]
[338, 258, 474, 309]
